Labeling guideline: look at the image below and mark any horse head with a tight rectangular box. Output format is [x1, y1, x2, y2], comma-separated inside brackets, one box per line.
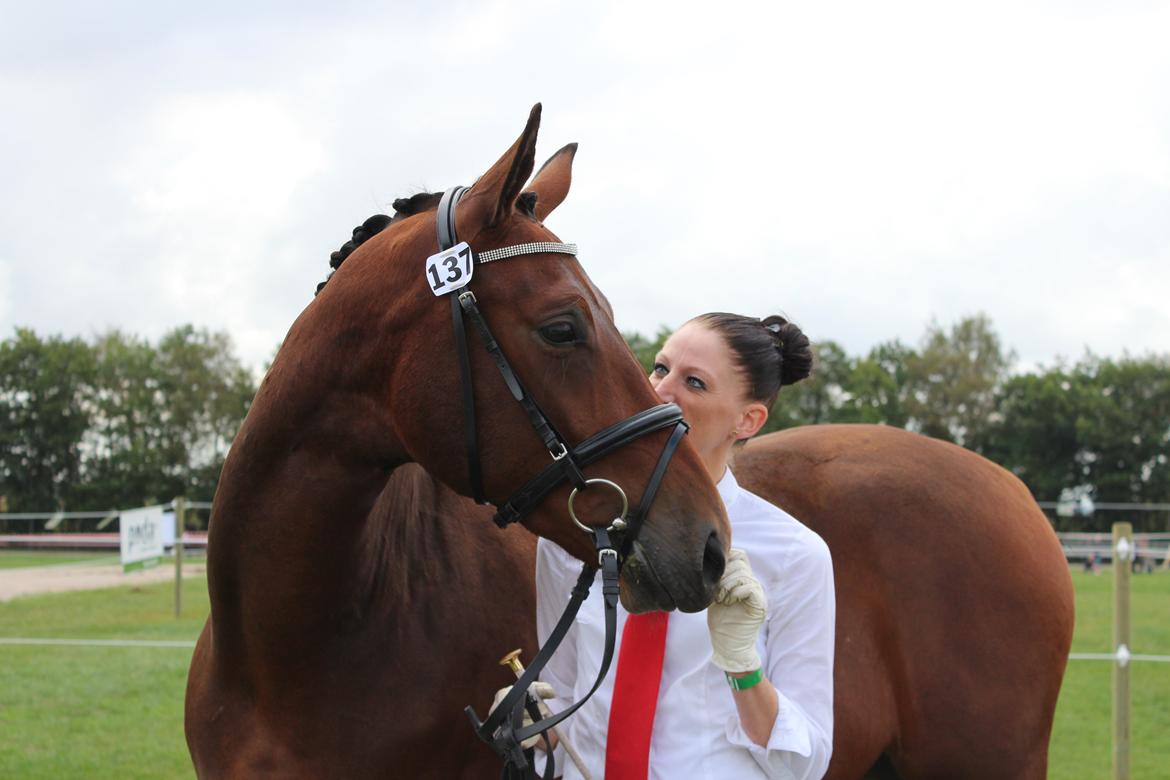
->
[302, 105, 727, 612]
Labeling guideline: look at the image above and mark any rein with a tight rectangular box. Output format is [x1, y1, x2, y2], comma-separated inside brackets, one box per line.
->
[430, 186, 689, 778]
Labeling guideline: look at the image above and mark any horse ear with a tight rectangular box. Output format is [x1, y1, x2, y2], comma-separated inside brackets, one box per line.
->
[458, 103, 541, 232]
[528, 142, 577, 221]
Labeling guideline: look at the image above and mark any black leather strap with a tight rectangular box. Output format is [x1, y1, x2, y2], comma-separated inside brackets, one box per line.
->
[618, 420, 689, 560]
[433, 182, 694, 779]
[468, 530, 621, 778]
[457, 292, 589, 493]
[439, 186, 488, 504]
[436, 186, 467, 251]
[452, 294, 486, 504]
[493, 404, 685, 528]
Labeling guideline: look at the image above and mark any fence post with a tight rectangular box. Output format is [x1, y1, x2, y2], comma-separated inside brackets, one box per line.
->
[1112, 521, 1132, 780]
[174, 496, 185, 619]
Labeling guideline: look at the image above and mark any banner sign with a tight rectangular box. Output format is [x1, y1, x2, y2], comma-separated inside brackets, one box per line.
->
[120, 506, 164, 573]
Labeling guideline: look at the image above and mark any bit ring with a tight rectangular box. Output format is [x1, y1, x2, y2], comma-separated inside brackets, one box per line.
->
[567, 478, 629, 534]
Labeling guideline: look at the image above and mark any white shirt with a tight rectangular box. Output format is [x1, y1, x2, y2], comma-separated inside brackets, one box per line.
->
[536, 468, 835, 780]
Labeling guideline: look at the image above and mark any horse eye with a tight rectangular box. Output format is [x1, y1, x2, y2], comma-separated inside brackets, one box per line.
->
[540, 321, 578, 345]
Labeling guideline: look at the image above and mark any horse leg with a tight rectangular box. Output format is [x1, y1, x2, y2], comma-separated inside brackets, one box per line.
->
[862, 754, 902, 779]
[822, 623, 902, 780]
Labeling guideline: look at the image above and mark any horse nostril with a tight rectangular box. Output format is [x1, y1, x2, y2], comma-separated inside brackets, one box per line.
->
[702, 531, 726, 592]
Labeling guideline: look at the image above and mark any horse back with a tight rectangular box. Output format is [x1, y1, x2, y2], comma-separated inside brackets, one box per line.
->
[736, 424, 1074, 779]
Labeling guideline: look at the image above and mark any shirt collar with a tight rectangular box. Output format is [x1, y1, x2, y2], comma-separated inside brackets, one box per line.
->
[715, 467, 739, 508]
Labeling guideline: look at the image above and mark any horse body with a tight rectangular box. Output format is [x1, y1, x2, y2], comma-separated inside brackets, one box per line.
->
[734, 424, 1075, 779]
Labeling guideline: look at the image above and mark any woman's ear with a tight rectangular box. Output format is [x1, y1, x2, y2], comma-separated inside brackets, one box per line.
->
[736, 402, 770, 440]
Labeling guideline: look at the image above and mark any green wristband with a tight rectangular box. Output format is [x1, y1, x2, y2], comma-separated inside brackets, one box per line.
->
[725, 668, 764, 691]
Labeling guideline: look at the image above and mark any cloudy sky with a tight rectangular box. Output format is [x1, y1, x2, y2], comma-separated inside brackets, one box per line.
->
[2, 1, 1167, 372]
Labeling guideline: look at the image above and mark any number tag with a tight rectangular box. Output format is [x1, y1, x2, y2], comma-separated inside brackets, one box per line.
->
[425, 242, 474, 296]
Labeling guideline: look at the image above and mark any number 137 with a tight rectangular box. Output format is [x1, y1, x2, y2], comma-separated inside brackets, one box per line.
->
[429, 246, 472, 290]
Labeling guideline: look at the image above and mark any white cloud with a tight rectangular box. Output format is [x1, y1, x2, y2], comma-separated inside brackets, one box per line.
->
[0, 0, 1167, 370]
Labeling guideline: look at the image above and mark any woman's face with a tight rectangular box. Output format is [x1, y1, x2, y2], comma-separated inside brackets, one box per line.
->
[649, 321, 762, 482]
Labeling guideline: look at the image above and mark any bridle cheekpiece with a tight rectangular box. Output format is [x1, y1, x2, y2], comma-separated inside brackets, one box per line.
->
[432, 186, 690, 778]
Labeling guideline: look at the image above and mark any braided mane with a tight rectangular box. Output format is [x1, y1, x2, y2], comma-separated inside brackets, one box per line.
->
[315, 186, 540, 295]
[314, 191, 442, 295]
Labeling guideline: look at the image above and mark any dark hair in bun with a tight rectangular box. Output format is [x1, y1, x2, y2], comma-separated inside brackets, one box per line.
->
[692, 312, 813, 407]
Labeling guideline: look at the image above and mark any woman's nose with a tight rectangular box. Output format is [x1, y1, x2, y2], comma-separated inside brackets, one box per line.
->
[651, 376, 673, 403]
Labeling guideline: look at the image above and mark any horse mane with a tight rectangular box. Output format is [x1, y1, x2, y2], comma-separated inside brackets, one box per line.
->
[315, 188, 540, 295]
[314, 191, 442, 295]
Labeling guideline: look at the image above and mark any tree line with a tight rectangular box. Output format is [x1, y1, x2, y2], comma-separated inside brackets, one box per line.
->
[628, 314, 1170, 532]
[2, 316, 1167, 532]
[0, 326, 255, 514]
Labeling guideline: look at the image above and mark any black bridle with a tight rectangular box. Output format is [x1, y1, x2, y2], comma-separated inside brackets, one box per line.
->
[431, 186, 689, 778]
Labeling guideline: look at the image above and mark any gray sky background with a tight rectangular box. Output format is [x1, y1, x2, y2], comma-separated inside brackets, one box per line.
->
[2, 1, 1167, 373]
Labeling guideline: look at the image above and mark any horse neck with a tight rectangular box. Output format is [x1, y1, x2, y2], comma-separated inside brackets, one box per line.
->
[208, 303, 413, 611]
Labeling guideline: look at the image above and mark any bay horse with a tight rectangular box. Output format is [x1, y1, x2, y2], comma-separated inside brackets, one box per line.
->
[185, 105, 730, 778]
[735, 425, 1074, 779]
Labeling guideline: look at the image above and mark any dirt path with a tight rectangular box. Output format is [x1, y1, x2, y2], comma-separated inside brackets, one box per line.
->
[0, 560, 206, 602]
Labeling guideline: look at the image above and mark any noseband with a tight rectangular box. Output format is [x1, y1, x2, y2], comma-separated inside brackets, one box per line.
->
[431, 186, 690, 778]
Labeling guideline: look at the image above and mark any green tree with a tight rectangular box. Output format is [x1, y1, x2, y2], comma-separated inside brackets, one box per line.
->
[624, 327, 673, 375]
[1075, 354, 1170, 507]
[823, 339, 915, 426]
[977, 366, 1083, 505]
[156, 326, 255, 502]
[904, 314, 1013, 446]
[76, 331, 171, 508]
[976, 353, 1170, 531]
[767, 340, 853, 431]
[76, 327, 256, 510]
[0, 329, 96, 511]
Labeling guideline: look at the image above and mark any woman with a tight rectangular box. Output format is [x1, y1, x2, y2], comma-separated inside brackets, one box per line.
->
[519, 312, 835, 779]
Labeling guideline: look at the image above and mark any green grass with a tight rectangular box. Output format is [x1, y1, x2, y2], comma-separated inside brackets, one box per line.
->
[0, 566, 1165, 778]
[0, 576, 210, 779]
[0, 550, 120, 569]
[1050, 569, 1170, 780]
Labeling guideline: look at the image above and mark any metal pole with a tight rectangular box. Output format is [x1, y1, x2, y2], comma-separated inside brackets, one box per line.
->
[1112, 521, 1132, 780]
[174, 497, 185, 619]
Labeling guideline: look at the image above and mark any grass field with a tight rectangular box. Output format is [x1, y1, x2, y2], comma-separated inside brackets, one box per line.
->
[0, 551, 120, 569]
[0, 574, 209, 779]
[0, 564, 1166, 778]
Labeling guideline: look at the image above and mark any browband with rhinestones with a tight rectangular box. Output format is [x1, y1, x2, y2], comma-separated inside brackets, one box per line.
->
[477, 242, 577, 265]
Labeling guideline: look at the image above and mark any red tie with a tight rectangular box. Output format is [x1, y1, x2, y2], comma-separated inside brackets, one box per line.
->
[605, 610, 669, 779]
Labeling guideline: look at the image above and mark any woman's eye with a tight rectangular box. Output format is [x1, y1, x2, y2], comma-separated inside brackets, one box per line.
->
[540, 321, 578, 345]
[686, 376, 706, 390]
[652, 363, 668, 376]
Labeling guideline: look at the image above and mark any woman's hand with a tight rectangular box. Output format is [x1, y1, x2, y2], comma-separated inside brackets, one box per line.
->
[489, 681, 558, 749]
[707, 548, 767, 672]
[707, 549, 778, 747]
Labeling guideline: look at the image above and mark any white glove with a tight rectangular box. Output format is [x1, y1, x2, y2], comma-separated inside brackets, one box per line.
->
[489, 681, 557, 749]
[707, 548, 768, 673]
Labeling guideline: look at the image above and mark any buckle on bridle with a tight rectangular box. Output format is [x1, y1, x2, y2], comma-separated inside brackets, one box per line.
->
[598, 547, 618, 567]
[549, 442, 569, 461]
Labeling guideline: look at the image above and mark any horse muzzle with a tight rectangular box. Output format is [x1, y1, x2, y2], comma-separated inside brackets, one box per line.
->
[620, 525, 725, 614]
